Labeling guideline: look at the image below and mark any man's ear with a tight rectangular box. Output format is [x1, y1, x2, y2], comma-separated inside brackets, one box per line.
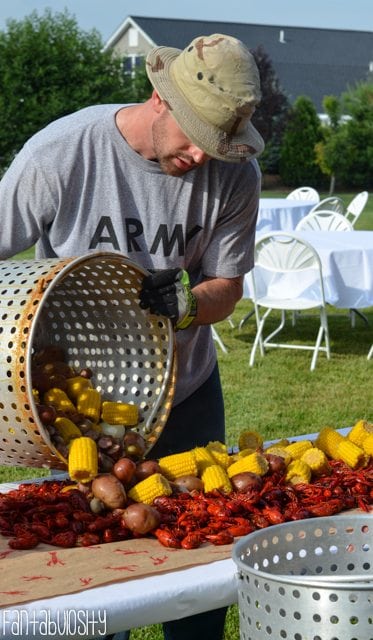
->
[151, 89, 167, 114]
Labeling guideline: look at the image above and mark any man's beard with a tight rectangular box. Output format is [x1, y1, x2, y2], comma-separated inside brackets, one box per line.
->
[152, 114, 196, 176]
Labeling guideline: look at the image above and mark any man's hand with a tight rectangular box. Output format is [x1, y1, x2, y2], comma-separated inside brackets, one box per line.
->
[139, 268, 197, 329]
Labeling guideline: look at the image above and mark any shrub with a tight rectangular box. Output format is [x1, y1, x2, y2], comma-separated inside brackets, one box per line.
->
[320, 82, 373, 189]
[279, 96, 325, 187]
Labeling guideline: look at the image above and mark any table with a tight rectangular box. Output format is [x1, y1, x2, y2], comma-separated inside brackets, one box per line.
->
[256, 197, 318, 234]
[244, 230, 373, 310]
[296, 230, 373, 309]
[0, 429, 351, 640]
[0, 556, 238, 639]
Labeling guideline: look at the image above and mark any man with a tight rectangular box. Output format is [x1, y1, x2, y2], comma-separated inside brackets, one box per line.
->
[0, 34, 264, 640]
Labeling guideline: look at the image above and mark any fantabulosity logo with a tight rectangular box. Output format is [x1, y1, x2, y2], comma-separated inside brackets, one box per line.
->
[89, 216, 202, 257]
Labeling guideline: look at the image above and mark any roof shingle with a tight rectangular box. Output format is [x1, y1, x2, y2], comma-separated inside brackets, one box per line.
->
[108, 16, 373, 110]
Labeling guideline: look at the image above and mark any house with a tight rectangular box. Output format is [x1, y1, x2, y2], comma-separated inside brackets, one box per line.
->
[104, 16, 373, 111]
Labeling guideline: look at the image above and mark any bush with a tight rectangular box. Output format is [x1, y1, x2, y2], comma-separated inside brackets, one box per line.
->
[0, 9, 128, 173]
[250, 45, 291, 174]
[279, 96, 325, 187]
[321, 82, 373, 189]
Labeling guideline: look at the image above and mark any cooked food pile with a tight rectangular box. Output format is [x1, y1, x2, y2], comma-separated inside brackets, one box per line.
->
[31, 345, 142, 472]
[1, 413, 372, 550]
[0, 345, 365, 551]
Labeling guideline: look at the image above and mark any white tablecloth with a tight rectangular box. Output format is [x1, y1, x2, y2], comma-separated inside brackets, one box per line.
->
[0, 559, 238, 639]
[244, 230, 373, 309]
[0, 429, 350, 639]
[256, 198, 318, 234]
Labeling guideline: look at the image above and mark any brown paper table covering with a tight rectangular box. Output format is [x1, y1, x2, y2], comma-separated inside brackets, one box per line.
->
[1, 507, 371, 608]
[0, 533, 233, 607]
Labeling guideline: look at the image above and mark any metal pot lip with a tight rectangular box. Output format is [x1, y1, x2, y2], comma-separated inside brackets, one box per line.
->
[233, 514, 373, 589]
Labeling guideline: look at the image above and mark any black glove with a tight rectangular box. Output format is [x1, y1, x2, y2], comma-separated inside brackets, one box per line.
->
[139, 268, 197, 329]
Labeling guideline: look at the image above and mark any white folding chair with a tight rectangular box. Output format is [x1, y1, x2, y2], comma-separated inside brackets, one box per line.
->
[344, 191, 369, 226]
[309, 196, 345, 215]
[211, 325, 228, 354]
[295, 209, 353, 232]
[286, 187, 320, 202]
[368, 345, 373, 361]
[249, 232, 330, 371]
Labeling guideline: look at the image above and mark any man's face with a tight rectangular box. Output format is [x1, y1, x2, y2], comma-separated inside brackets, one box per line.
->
[152, 107, 210, 177]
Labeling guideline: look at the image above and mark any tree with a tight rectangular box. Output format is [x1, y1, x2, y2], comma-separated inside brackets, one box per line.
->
[0, 9, 129, 173]
[250, 45, 291, 174]
[279, 95, 324, 187]
[317, 82, 373, 189]
[120, 58, 152, 104]
[314, 95, 343, 193]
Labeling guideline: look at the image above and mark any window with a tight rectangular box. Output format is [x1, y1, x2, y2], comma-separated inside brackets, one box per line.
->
[122, 55, 144, 76]
[128, 27, 138, 47]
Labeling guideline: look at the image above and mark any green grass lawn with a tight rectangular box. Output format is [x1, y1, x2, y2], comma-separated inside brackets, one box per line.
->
[1, 189, 372, 640]
[12, 246, 35, 260]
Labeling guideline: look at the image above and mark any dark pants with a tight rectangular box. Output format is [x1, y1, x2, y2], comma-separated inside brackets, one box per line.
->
[106, 364, 228, 640]
[149, 362, 225, 457]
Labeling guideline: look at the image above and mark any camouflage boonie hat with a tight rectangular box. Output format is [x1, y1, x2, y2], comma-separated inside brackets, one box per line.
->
[146, 34, 265, 163]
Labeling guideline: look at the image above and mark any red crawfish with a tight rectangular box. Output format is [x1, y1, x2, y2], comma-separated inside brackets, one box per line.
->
[181, 532, 204, 549]
[204, 531, 234, 546]
[50, 531, 77, 548]
[9, 533, 40, 550]
[153, 527, 182, 549]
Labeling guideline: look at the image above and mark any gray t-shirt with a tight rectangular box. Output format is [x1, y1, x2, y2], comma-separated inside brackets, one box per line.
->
[0, 104, 261, 405]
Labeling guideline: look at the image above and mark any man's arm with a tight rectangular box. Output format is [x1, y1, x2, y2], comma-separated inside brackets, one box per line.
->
[0, 149, 53, 259]
[140, 269, 243, 329]
[191, 275, 243, 325]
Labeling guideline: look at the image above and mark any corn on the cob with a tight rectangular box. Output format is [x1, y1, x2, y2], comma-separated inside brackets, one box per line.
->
[193, 446, 215, 474]
[76, 388, 102, 423]
[206, 441, 231, 469]
[158, 451, 197, 480]
[237, 447, 257, 458]
[347, 420, 373, 448]
[68, 436, 98, 483]
[300, 447, 331, 476]
[238, 430, 263, 451]
[227, 452, 269, 478]
[43, 387, 76, 413]
[54, 416, 82, 444]
[315, 427, 345, 459]
[337, 439, 366, 469]
[273, 438, 291, 448]
[229, 447, 256, 463]
[101, 401, 139, 426]
[264, 446, 292, 466]
[285, 459, 312, 485]
[65, 376, 93, 402]
[285, 440, 313, 460]
[201, 464, 232, 493]
[362, 434, 373, 457]
[128, 473, 172, 504]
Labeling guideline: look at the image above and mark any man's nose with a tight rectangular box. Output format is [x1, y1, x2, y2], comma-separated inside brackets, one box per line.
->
[189, 146, 210, 165]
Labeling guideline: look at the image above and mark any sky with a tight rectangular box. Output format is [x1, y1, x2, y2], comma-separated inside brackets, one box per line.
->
[0, 0, 372, 43]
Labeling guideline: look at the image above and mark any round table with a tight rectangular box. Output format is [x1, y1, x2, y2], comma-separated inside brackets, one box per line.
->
[243, 230, 373, 310]
[257, 197, 318, 233]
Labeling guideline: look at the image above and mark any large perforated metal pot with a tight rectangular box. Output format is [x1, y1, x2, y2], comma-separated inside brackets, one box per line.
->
[233, 514, 373, 640]
[0, 252, 176, 469]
